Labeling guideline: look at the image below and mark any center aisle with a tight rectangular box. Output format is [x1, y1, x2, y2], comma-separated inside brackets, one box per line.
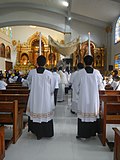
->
[5, 92, 113, 160]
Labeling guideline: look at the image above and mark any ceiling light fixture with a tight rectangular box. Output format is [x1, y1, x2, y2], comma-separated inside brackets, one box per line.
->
[68, 17, 72, 21]
[62, 1, 69, 7]
[29, 25, 37, 28]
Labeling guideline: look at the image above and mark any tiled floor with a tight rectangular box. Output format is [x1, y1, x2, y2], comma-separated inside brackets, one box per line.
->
[4, 93, 119, 160]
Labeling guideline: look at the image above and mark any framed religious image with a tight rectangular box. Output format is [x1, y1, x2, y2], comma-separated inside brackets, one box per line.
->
[5, 46, 11, 59]
[0, 43, 5, 58]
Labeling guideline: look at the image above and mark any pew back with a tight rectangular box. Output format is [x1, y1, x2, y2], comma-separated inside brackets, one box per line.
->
[0, 94, 29, 112]
[99, 94, 120, 146]
[99, 90, 120, 95]
[7, 83, 22, 86]
[0, 100, 23, 146]
[0, 126, 5, 160]
[0, 89, 29, 94]
[113, 128, 120, 160]
[6, 86, 28, 89]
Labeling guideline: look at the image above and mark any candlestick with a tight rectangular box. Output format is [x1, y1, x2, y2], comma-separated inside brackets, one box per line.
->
[88, 32, 91, 55]
[39, 32, 42, 55]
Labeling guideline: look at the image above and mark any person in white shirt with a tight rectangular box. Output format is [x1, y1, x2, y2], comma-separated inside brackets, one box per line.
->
[64, 66, 71, 94]
[26, 55, 55, 140]
[74, 55, 104, 140]
[0, 75, 8, 90]
[22, 75, 29, 87]
[111, 76, 120, 90]
[52, 67, 61, 106]
[57, 66, 67, 102]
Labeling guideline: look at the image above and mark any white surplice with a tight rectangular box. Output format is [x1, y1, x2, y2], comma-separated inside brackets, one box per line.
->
[73, 68, 104, 122]
[69, 70, 78, 113]
[26, 69, 55, 123]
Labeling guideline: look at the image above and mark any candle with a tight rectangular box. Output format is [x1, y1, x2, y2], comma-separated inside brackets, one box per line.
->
[88, 32, 91, 55]
[39, 32, 42, 55]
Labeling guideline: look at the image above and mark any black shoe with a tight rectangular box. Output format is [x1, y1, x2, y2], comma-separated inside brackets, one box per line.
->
[76, 135, 80, 139]
[76, 136, 87, 141]
[37, 136, 42, 140]
[71, 110, 75, 114]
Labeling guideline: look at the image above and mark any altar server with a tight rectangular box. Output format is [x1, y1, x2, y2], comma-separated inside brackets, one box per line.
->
[74, 55, 104, 140]
[70, 63, 84, 114]
[26, 55, 55, 140]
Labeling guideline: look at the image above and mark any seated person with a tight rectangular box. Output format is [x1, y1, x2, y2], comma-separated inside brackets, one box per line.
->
[0, 75, 8, 90]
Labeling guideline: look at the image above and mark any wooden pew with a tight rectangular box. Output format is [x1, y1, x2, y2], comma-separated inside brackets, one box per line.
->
[113, 128, 120, 160]
[0, 126, 5, 160]
[7, 83, 22, 86]
[0, 89, 29, 94]
[0, 94, 29, 112]
[99, 90, 120, 95]
[99, 94, 120, 146]
[0, 100, 23, 149]
[6, 86, 28, 89]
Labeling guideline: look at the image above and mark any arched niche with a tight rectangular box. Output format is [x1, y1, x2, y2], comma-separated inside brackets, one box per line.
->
[5, 46, 11, 59]
[0, 43, 5, 58]
[20, 53, 29, 65]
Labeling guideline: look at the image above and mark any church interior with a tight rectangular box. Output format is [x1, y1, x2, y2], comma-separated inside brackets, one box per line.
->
[0, 0, 120, 160]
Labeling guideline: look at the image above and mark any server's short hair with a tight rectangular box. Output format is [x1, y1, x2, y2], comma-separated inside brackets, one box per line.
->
[77, 62, 84, 69]
[37, 55, 46, 66]
[84, 55, 93, 65]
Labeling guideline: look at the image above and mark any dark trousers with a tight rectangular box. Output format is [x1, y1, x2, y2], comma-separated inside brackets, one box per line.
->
[54, 89, 58, 106]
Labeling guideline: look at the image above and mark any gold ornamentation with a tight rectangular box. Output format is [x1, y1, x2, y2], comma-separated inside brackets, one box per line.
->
[12, 40, 17, 46]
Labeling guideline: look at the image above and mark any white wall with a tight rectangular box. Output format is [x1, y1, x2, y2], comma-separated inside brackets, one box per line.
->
[12, 26, 64, 43]
[70, 20, 106, 47]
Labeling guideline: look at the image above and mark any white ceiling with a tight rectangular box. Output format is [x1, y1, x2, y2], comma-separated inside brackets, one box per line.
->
[0, 0, 120, 27]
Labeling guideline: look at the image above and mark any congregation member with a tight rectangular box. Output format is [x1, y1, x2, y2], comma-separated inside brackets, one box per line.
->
[26, 55, 55, 140]
[8, 74, 15, 83]
[104, 74, 114, 90]
[57, 66, 67, 102]
[70, 63, 84, 114]
[111, 76, 120, 90]
[112, 69, 118, 80]
[0, 75, 8, 90]
[52, 67, 61, 106]
[22, 75, 29, 87]
[73, 54, 104, 140]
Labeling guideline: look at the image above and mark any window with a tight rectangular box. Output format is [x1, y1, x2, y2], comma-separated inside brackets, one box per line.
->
[115, 16, 120, 44]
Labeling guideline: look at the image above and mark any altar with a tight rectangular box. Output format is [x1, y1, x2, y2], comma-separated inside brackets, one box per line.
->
[13, 32, 106, 74]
